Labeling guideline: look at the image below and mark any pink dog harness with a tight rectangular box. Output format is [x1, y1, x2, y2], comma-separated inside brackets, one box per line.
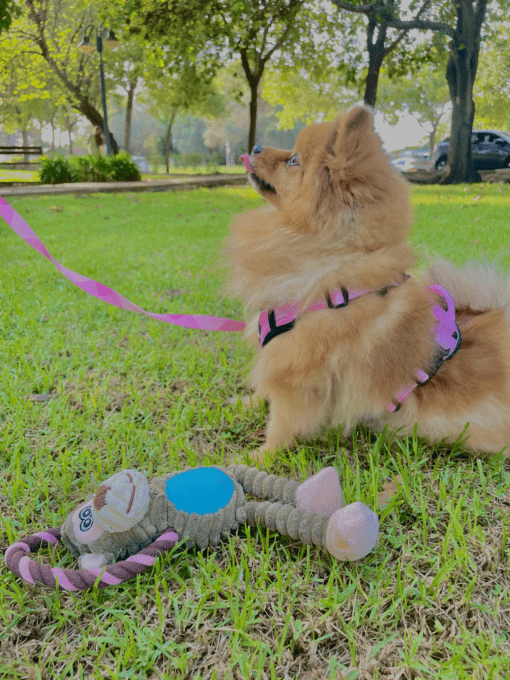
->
[258, 283, 400, 347]
[258, 281, 461, 412]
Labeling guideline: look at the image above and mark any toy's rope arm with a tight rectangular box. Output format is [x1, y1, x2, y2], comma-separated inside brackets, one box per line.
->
[242, 501, 329, 548]
[228, 464, 299, 504]
[4, 527, 179, 591]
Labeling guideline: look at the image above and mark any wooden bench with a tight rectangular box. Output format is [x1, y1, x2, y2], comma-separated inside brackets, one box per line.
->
[0, 146, 43, 166]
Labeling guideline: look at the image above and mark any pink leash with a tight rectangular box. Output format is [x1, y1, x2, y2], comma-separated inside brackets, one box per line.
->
[0, 196, 246, 332]
[0, 196, 460, 413]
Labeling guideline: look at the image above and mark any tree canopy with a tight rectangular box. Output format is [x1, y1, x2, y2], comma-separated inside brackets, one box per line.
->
[110, 0, 344, 150]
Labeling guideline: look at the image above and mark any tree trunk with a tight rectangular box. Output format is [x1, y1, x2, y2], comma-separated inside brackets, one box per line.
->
[21, 128, 29, 162]
[125, 77, 137, 153]
[65, 116, 74, 155]
[247, 78, 259, 153]
[165, 107, 178, 174]
[441, 53, 480, 183]
[429, 130, 436, 160]
[364, 52, 384, 108]
[240, 48, 262, 152]
[363, 14, 387, 108]
[440, 0, 486, 184]
[50, 118, 55, 154]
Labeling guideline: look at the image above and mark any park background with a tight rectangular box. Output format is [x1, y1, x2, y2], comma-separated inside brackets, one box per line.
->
[0, 0, 509, 180]
[1, 1, 510, 679]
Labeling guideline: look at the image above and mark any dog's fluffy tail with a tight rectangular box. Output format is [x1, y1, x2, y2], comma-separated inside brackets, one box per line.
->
[428, 258, 510, 317]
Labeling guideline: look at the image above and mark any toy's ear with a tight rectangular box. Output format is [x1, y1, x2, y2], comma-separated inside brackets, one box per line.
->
[93, 469, 150, 533]
[325, 502, 379, 561]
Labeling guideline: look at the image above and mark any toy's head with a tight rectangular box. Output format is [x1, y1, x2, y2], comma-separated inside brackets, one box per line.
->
[61, 469, 156, 567]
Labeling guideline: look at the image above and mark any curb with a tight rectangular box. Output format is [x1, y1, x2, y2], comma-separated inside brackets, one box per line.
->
[0, 174, 249, 197]
[402, 168, 510, 185]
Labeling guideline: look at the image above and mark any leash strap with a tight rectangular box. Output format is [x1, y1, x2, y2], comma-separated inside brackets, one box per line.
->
[0, 196, 246, 332]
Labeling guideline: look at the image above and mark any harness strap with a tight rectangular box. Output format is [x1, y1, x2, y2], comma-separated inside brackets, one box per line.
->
[386, 284, 461, 412]
[258, 282, 403, 348]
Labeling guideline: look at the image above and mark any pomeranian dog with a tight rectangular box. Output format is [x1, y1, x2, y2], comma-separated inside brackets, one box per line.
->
[227, 106, 510, 463]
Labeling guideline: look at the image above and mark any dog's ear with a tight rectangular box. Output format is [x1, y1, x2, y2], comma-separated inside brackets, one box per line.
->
[342, 106, 374, 151]
[324, 106, 376, 179]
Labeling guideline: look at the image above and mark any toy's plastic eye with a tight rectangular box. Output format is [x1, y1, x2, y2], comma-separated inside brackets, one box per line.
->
[287, 155, 299, 167]
[71, 501, 104, 544]
[78, 506, 94, 532]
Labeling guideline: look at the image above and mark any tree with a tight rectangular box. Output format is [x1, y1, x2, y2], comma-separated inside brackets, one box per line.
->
[11, 0, 122, 153]
[473, 24, 510, 130]
[138, 55, 223, 171]
[112, 0, 341, 152]
[106, 37, 149, 153]
[378, 61, 451, 157]
[329, 0, 436, 107]
[379, 0, 501, 183]
[0, 29, 53, 154]
[263, 65, 359, 129]
[0, 0, 21, 33]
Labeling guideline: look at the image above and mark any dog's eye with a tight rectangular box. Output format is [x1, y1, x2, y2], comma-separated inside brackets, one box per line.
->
[287, 155, 299, 167]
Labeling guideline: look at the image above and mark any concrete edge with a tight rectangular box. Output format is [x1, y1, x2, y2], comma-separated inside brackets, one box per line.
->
[0, 174, 249, 197]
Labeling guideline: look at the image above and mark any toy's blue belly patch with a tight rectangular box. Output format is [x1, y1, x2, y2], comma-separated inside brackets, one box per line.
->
[165, 468, 235, 515]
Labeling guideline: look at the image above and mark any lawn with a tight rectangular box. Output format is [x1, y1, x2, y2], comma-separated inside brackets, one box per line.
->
[0, 184, 509, 679]
[0, 168, 39, 183]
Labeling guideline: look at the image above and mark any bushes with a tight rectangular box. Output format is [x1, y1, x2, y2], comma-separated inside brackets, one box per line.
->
[39, 156, 75, 184]
[39, 152, 141, 184]
[168, 152, 225, 169]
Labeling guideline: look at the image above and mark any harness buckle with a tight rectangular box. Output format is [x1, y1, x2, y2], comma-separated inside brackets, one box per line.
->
[326, 287, 349, 309]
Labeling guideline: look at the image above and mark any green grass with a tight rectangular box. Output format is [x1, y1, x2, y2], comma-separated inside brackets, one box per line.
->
[0, 168, 39, 182]
[0, 185, 509, 679]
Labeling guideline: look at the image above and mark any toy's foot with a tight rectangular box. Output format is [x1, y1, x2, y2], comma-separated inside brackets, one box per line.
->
[295, 467, 344, 516]
[79, 553, 107, 569]
[325, 502, 379, 561]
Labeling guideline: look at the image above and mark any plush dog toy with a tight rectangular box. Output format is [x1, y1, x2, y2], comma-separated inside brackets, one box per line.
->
[5, 464, 379, 592]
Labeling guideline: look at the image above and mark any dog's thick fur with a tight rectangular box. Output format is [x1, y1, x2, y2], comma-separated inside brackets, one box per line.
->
[227, 107, 510, 462]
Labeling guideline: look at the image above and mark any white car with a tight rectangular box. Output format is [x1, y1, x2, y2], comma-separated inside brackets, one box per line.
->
[391, 156, 430, 173]
[131, 156, 151, 172]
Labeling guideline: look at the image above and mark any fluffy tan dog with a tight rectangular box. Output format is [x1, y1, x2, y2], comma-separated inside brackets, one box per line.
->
[227, 106, 510, 463]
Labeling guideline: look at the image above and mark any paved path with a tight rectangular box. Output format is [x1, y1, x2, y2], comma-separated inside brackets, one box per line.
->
[0, 174, 248, 197]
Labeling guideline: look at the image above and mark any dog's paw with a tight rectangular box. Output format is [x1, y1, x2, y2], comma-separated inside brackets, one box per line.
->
[246, 444, 274, 467]
[228, 393, 265, 413]
[231, 446, 271, 467]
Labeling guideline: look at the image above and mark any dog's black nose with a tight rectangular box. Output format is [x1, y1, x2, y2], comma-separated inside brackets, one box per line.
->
[252, 145, 263, 155]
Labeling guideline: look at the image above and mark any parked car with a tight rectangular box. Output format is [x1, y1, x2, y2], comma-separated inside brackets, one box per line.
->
[432, 130, 510, 171]
[391, 154, 430, 173]
[131, 156, 151, 172]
